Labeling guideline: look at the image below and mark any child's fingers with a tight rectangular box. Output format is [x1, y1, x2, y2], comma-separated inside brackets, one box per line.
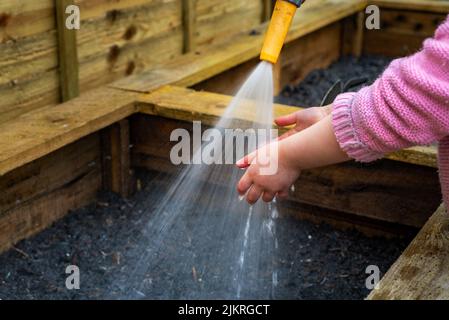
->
[237, 173, 253, 195]
[236, 151, 256, 168]
[246, 185, 263, 204]
[236, 159, 250, 169]
[274, 112, 298, 127]
[262, 191, 276, 203]
[277, 190, 289, 199]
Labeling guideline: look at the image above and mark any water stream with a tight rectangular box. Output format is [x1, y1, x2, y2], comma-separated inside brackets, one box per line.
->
[114, 61, 278, 299]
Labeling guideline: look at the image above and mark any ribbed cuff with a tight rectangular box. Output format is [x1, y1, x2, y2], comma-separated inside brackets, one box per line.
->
[332, 93, 383, 163]
[438, 138, 449, 207]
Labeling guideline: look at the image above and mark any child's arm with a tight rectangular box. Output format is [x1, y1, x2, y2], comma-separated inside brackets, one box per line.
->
[278, 114, 348, 171]
[332, 17, 449, 162]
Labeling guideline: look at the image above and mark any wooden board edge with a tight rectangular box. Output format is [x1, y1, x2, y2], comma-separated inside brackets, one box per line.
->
[367, 203, 449, 300]
[55, 0, 80, 102]
[370, 0, 449, 13]
[0, 88, 138, 177]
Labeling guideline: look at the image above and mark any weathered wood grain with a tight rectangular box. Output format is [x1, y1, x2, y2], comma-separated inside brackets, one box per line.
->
[0, 134, 102, 254]
[76, 0, 183, 93]
[0, 134, 100, 213]
[280, 22, 341, 88]
[0, 0, 55, 40]
[56, 0, 80, 101]
[182, 0, 196, 53]
[342, 11, 365, 57]
[2, 0, 447, 125]
[262, 0, 274, 22]
[372, 0, 449, 13]
[363, 9, 447, 57]
[0, 5, 59, 124]
[368, 203, 449, 300]
[101, 119, 133, 197]
[110, 0, 366, 93]
[193, 59, 261, 96]
[0, 87, 137, 176]
[193, 20, 348, 96]
[195, 0, 263, 49]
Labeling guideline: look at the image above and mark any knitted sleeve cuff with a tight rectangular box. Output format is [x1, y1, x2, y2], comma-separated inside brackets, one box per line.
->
[332, 93, 384, 163]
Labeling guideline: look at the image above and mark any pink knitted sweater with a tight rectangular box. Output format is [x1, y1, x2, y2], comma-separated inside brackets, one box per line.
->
[332, 16, 449, 206]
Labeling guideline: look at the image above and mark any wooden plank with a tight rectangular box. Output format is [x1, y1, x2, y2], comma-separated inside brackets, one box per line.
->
[0, 3, 59, 124]
[368, 203, 449, 300]
[342, 11, 365, 57]
[378, 9, 447, 36]
[130, 114, 440, 229]
[0, 135, 102, 254]
[137, 85, 438, 168]
[386, 146, 437, 169]
[55, 0, 79, 101]
[0, 0, 55, 40]
[0, 87, 137, 176]
[182, 0, 196, 53]
[195, 0, 264, 49]
[193, 59, 260, 95]
[77, 0, 183, 94]
[0, 68, 60, 125]
[137, 85, 297, 126]
[101, 119, 133, 197]
[0, 169, 100, 254]
[364, 30, 427, 57]
[371, 0, 449, 13]
[74, 0, 169, 20]
[73, 0, 264, 94]
[280, 22, 341, 89]
[262, 0, 274, 22]
[278, 199, 418, 238]
[110, 0, 366, 93]
[0, 31, 57, 87]
[363, 9, 447, 57]
[0, 134, 100, 213]
[353, 11, 365, 57]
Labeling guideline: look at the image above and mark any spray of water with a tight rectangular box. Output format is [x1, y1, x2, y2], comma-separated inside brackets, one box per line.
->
[109, 61, 279, 299]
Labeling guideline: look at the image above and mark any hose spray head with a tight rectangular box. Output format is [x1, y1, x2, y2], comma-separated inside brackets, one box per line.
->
[260, 0, 304, 64]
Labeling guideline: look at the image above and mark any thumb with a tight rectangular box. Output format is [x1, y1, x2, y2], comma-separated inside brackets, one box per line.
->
[236, 151, 257, 168]
[275, 112, 298, 127]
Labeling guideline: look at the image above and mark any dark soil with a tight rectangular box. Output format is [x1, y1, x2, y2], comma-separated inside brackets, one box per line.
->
[0, 55, 408, 300]
[276, 55, 392, 107]
[0, 169, 411, 300]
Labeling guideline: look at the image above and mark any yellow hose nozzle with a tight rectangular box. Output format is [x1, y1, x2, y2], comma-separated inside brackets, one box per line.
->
[260, 0, 300, 64]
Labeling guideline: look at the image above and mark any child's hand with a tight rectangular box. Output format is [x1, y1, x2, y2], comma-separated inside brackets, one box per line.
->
[275, 104, 332, 140]
[234, 105, 331, 204]
[236, 113, 349, 205]
[236, 140, 301, 204]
